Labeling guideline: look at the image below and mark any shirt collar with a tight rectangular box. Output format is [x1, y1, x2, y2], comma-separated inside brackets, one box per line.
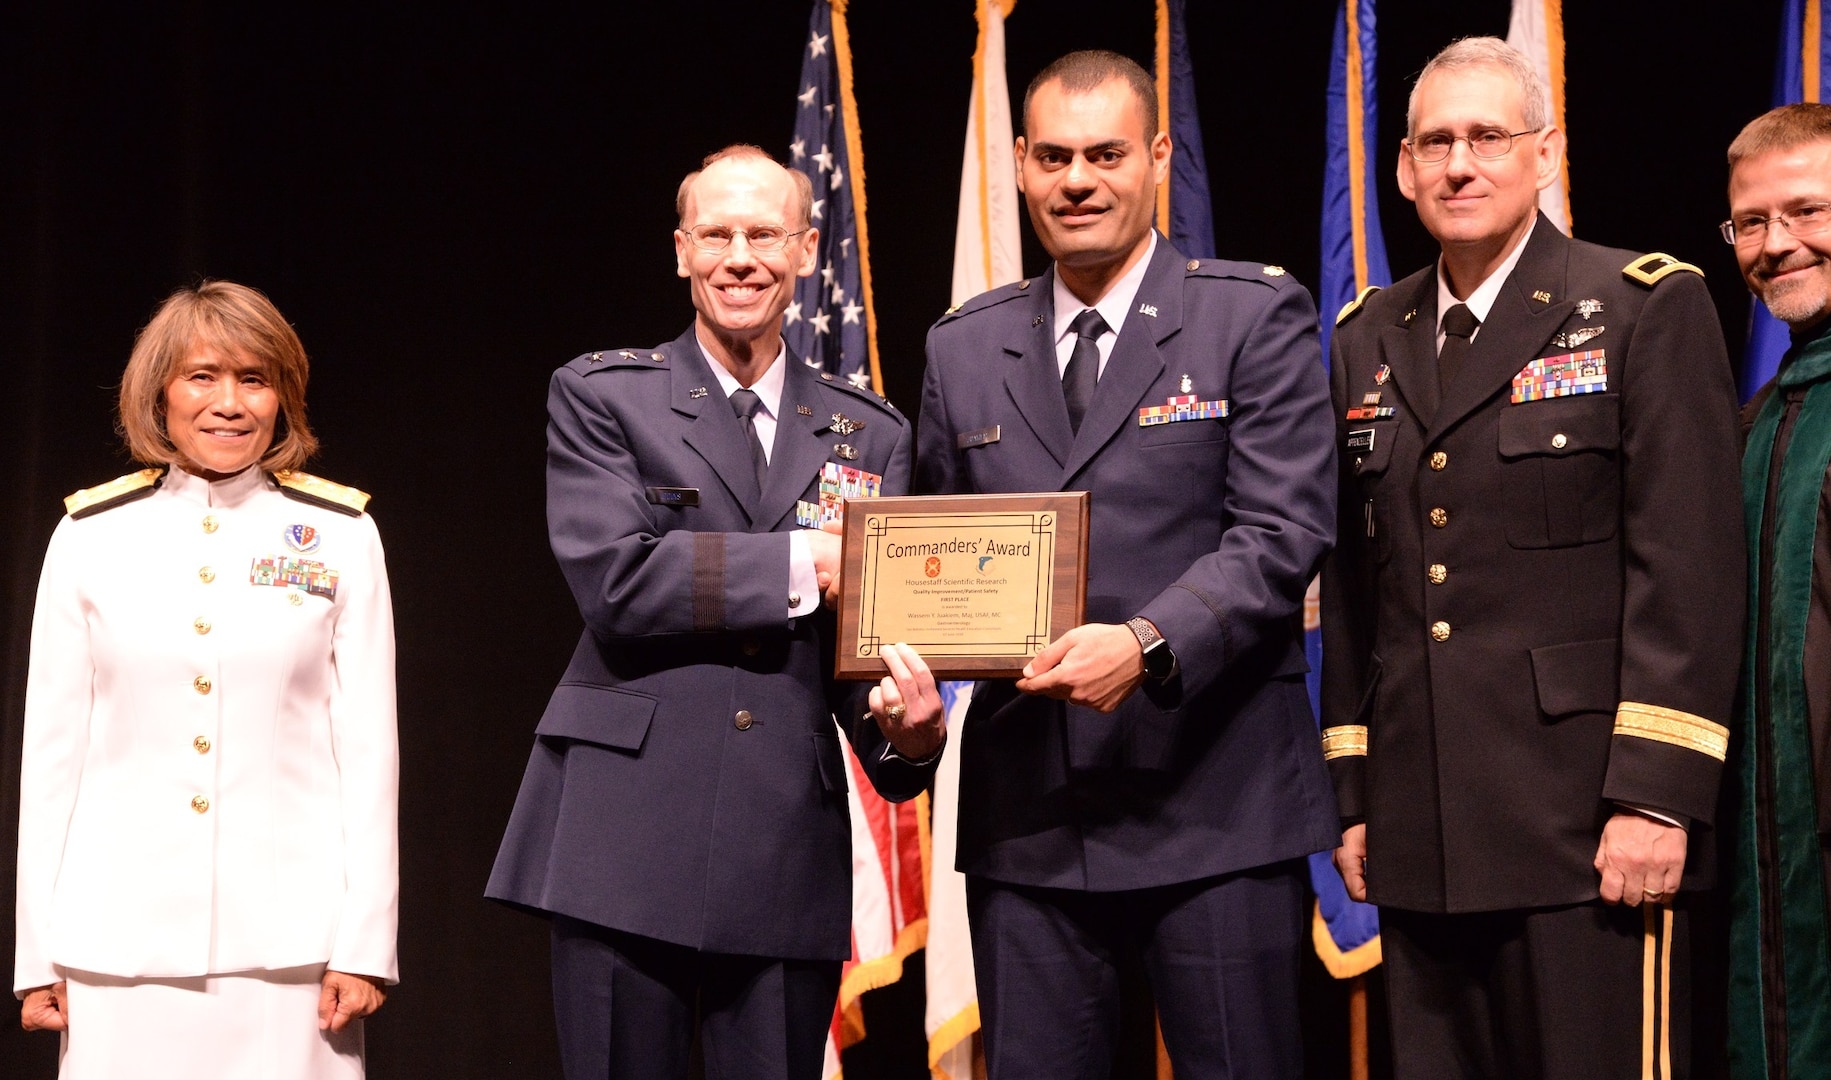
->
[1435, 216, 1537, 335]
[699, 339, 788, 419]
[1053, 231, 1158, 344]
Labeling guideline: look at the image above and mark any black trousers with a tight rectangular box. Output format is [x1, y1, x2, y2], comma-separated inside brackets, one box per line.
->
[967, 861, 1308, 1080]
[1382, 901, 1690, 1080]
[549, 915, 842, 1080]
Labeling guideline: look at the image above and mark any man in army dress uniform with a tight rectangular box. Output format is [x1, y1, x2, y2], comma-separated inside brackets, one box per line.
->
[918, 50, 1338, 1078]
[487, 146, 945, 1080]
[1321, 37, 1744, 1079]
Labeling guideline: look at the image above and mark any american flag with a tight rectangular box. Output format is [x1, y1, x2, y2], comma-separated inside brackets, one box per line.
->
[784, 0, 879, 393]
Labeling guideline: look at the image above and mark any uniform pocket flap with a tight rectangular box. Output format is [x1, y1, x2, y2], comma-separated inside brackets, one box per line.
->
[1499, 395, 1621, 459]
[1347, 421, 1398, 476]
[536, 683, 658, 750]
[1529, 638, 1620, 718]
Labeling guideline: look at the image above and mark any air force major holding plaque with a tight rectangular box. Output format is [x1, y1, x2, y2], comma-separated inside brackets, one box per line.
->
[914, 50, 1338, 1079]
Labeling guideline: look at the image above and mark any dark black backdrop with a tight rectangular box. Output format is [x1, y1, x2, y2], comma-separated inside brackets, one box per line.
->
[0, 3, 1779, 1077]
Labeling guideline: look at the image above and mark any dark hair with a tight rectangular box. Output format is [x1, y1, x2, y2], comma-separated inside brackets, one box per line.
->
[1022, 50, 1157, 139]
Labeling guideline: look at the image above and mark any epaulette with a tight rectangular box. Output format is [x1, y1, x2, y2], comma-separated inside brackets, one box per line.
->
[274, 470, 371, 517]
[814, 366, 903, 416]
[1184, 258, 1294, 289]
[936, 278, 1035, 323]
[1335, 285, 1383, 326]
[1623, 253, 1702, 288]
[64, 468, 164, 519]
[570, 347, 671, 374]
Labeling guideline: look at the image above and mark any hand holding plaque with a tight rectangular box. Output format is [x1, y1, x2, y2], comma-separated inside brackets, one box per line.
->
[835, 493, 1089, 680]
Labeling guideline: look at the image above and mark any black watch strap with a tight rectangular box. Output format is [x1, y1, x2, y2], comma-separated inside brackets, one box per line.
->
[1125, 616, 1175, 681]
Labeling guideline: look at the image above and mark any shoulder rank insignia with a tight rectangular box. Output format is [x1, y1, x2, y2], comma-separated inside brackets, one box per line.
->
[64, 468, 164, 519]
[274, 470, 371, 517]
[1263, 265, 1287, 277]
[1334, 285, 1383, 326]
[1623, 252, 1702, 287]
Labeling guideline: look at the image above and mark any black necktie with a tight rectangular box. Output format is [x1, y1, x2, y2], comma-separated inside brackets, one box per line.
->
[1064, 308, 1108, 433]
[1438, 303, 1480, 396]
[729, 388, 768, 492]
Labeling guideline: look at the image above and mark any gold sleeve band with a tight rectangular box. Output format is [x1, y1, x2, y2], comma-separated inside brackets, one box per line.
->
[1613, 702, 1729, 762]
[1321, 725, 1369, 761]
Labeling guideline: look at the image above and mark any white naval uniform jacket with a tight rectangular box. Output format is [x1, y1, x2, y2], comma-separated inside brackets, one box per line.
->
[14, 466, 399, 994]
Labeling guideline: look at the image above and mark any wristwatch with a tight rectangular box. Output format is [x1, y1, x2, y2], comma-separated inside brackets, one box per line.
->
[1125, 616, 1177, 682]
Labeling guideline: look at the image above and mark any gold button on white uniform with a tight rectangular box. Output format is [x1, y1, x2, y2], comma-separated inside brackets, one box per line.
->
[1430, 621, 1452, 642]
[1429, 451, 1448, 471]
[191, 796, 210, 813]
[201, 515, 219, 534]
[735, 710, 754, 730]
[1428, 564, 1448, 585]
[193, 736, 211, 754]
[194, 617, 211, 635]
[1551, 433, 1568, 449]
[199, 566, 216, 584]
[1429, 507, 1449, 528]
[193, 675, 212, 695]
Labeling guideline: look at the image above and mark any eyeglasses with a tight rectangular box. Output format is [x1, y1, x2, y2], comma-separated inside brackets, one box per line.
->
[1720, 203, 1831, 246]
[683, 224, 808, 254]
[1403, 127, 1542, 163]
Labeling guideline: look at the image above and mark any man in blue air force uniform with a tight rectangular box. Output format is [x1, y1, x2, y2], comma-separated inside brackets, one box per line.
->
[487, 145, 944, 1080]
[916, 50, 1338, 1079]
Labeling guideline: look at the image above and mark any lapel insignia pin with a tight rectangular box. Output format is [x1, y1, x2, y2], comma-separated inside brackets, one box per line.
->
[1576, 298, 1605, 320]
[1375, 364, 1391, 385]
[588, 352, 604, 364]
[1033, 314, 1045, 327]
[1403, 309, 1418, 325]
[1139, 303, 1158, 318]
[835, 443, 859, 460]
[830, 413, 864, 436]
[1179, 374, 1194, 394]
[1552, 325, 1605, 349]
[689, 386, 708, 399]
[1531, 289, 1552, 304]
[284, 524, 320, 554]
[797, 405, 813, 416]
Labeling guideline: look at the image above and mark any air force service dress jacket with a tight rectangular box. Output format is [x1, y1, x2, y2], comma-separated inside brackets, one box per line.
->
[1319, 214, 1746, 914]
[915, 236, 1341, 891]
[487, 330, 935, 962]
[16, 465, 399, 993]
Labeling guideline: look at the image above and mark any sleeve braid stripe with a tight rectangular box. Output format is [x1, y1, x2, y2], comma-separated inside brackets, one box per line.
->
[1321, 725, 1369, 760]
[1613, 702, 1729, 762]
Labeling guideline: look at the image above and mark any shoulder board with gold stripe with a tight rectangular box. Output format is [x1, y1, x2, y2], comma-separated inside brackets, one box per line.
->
[1334, 285, 1383, 327]
[1623, 253, 1702, 288]
[273, 470, 371, 516]
[64, 468, 165, 519]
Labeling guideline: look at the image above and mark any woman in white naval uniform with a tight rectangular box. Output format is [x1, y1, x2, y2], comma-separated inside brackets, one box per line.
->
[14, 281, 398, 1079]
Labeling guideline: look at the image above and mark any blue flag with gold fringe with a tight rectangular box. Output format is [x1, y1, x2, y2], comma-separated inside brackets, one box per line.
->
[1742, 0, 1830, 401]
[1154, 0, 1213, 258]
[1310, 0, 1388, 981]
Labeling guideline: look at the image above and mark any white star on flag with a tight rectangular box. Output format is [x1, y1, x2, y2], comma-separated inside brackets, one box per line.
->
[846, 371, 871, 389]
[810, 198, 825, 221]
[842, 301, 863, 325]
[782, 301, 804, 326]
[830, 166, 844, 191]
[798, 84, 818, 107]
[813, 145, 834, 172]
[810, 310, 832, 336]
[790, 137, 806, 161]
[808, 31, 829, 57]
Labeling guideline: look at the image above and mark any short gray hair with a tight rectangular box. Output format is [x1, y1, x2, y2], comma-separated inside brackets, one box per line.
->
[1407, 37, 1549, 137]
